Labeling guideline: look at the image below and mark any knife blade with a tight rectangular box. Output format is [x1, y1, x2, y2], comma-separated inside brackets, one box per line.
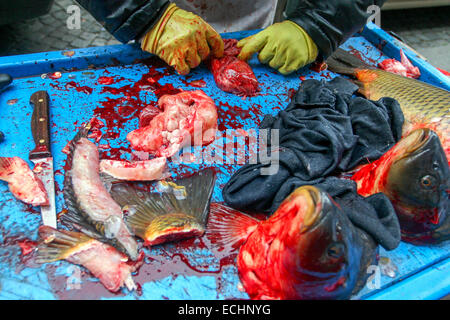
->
[29, 91, 57, 228]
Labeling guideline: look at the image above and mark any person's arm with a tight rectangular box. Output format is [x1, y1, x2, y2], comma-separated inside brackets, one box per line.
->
[75, 0, 170, 43]
[286, 0, 386, 59]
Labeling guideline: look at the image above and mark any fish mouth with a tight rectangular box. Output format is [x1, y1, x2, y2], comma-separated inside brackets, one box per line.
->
[400, 192, 450, 244]
[394, 128, 430, 162]
[295, 186, 325, 233]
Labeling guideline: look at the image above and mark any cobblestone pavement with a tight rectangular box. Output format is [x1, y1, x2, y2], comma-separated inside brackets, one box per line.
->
[0, 1, 448, 71]
[0, 0, 120, 56]
[381, 6, 450, 70]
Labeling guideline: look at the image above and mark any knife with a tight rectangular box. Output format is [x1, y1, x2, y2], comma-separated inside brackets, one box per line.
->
[29, 91, 57, 228]
[0, 74, 12, 142]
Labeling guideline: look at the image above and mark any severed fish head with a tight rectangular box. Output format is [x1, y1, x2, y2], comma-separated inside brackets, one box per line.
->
[239, 186, 362, 300]
[286, 186, 361, 299]
[384, 128, 449, 243]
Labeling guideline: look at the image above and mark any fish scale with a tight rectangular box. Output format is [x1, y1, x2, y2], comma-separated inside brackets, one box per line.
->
[328, 50, 449, 156]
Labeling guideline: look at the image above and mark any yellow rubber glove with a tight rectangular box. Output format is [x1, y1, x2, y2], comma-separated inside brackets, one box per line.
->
[141, 3, 224, 75]
[237, 21, 319, 75]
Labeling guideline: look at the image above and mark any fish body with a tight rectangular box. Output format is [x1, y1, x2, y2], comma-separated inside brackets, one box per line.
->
[63, 126, 138, 260]
[327, 49, 449, 157]
[37, 226, 142, 292]
[110, 169, 216, 246]
[99, 157, 167, 181]
[208, 39, 260, 97]
[207, 186, 375, 300]
[127, 90, 218, 158]
[0, 157, 49, 206]
[351, 129, 449, 243]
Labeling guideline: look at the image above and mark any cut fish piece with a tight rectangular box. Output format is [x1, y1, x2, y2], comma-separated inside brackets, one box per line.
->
[110, 169, 216, 246]
[37, 226, 142, 292]
[378, 49, 420, 79]
[99, 157, 167, 181]
[63, 125, 138, 260]
[208, 39, 260, 97]
[127, 90, 218, 158]
[0, 157, 49, 206]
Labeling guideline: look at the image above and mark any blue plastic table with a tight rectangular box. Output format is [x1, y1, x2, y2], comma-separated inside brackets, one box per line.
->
[0, 23, 448, 300]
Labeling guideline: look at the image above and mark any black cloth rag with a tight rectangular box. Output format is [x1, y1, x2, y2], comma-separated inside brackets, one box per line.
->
[222, 77, 403, 250]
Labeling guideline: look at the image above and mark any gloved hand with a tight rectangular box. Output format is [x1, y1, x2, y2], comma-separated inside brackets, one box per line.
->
[141, 3, 224, 75]
[237, 21, 319, 75]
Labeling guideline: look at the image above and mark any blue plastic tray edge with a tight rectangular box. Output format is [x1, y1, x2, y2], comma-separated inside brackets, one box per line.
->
[365, 257, 450, 300]
[362, 22, 450, 90]
[0, 30, 261, 79]
[0, 43, 150, 78]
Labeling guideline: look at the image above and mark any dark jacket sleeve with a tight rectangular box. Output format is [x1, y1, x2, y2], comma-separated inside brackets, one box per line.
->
[286, 0, 386, 59]
[75, 0, 170, 43]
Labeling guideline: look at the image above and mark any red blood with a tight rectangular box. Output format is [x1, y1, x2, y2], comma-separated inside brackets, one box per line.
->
[208, 39, 260, 97]
[348, 45, 378, 66]
[310, 61, 328, 73]
[216, 101, 262, 131]
[17, 239, 37, 256]
[47, 72, 62, 80]
[98, 76, 115, 85]
[118, 106, 135, 117]
[288, 88, 297, 101]
[180, 78, 207, 88]
[87, 129, 103, 143]
[92, 57, 182, 158]
[89, 117, 105, 129]
[65, 81, 93, 94]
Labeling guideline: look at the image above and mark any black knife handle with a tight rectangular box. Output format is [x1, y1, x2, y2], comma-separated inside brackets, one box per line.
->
[30, 91, 51, 159]
[0, 74, 12, 91]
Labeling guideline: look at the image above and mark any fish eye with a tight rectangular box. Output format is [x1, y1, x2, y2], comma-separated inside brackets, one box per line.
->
[327, 243, 345, 259]
[420, 175, 436, 189]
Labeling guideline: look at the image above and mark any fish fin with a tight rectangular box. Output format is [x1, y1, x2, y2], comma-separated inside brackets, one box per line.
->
[353, 80, 372, 99]
[110, 168, 216, 246]
[124, 275, 137, 292]
[327, 48, 375, 75]
[99, 172, 121, 189]
[0, 157, 14, 182]
[36, 226, 93, 263]
[206, 203, 260, 250]
[63, 123, 92, 220]
[60, 208, 106, 241]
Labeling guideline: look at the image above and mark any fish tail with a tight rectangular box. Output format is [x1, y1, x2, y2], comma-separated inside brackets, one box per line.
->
[110, 168, 216, 246]
[206, 203, 260, 249]
[327, 48, 374, 75]
[36, 225, 92, 263]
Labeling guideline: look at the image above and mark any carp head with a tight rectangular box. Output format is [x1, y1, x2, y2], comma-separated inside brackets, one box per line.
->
[282, 186, 362, 299]
[384, 128, 449, 243]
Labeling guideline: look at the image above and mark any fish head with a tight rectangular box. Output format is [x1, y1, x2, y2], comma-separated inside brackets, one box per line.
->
[384, 128, 450, 243]
[283, 186, 361, 299]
